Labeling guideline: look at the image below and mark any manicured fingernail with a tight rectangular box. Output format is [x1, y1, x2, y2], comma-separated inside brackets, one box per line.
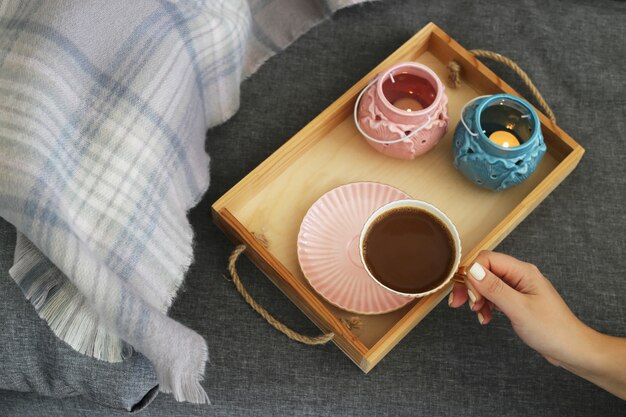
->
[467, 289, 477, 303]
[477, 312, 485, 325]
[448, 291, 454, 306]
[468, 298, 475, 310]
[469, 263, 486, 281]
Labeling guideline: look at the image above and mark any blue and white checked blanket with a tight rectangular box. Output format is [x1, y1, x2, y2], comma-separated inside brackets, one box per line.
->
[0, 0, 364, 403]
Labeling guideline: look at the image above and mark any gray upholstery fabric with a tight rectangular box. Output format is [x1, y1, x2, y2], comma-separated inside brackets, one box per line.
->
[1, 0, 625, 415]
[0, 219, 159, 412]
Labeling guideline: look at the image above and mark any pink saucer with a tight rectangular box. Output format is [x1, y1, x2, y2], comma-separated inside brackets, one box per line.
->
[297, 182, 414, 315]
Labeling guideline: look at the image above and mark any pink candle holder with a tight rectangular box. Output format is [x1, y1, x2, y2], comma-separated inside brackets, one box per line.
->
[354, 62, 449, 159]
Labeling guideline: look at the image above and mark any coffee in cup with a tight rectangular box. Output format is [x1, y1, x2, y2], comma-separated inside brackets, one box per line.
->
[359, 200, 461, 298]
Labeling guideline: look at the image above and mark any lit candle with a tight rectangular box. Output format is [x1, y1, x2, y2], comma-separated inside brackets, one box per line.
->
[488, 130, 520, 148]
[392, 97, 424, 112]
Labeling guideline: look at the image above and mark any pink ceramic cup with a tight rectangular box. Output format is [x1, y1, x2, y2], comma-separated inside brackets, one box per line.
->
[355, 62, 449, 160]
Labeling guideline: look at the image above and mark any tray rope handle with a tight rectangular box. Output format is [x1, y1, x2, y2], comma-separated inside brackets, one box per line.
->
[228, 244, 341, 345]
[447, 49, 557, 124]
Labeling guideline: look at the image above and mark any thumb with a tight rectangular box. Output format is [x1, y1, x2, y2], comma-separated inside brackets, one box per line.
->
[466, 262, 524, 320]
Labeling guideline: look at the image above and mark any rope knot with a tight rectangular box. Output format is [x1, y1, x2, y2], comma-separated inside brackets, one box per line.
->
[341, 317, 362, 332]
[446, 60, 462, 88]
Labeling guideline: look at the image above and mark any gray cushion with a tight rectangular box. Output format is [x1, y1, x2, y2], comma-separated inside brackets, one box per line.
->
[0, 218, 159, 412]
[1, 0, 625, 415]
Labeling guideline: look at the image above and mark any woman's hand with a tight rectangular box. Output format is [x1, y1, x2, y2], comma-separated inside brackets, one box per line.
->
[448, 250, 626, 400]
[448, 251, 588, 365]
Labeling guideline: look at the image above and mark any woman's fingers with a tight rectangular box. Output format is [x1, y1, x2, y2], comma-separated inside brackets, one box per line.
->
[473, 250, 540, 294]
[477, 302, 493, 325]
[448, 282, 485, 312]
[466, 260, 524, 321]
[448, 282, 468, 308]
[464, 279, 484, 311]
[448, 277, 494, 324]
[450, 249, 535, 319]
[470, 295, 486, 312]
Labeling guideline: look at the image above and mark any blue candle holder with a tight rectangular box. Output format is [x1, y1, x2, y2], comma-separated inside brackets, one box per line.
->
[452, 94, 546, 191]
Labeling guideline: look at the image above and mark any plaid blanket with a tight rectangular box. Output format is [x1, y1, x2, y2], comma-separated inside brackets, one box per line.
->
[0, 0, 364, 403]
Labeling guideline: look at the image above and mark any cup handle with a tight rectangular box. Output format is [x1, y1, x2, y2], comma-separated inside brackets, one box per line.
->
[451, 266, 468, 285]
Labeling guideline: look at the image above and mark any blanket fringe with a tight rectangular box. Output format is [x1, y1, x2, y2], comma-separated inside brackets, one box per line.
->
[157, 338, 210, 404]
[9, 234, 129, 362]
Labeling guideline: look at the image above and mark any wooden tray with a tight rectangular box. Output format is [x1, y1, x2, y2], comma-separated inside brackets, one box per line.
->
[212, 23, 584, 372]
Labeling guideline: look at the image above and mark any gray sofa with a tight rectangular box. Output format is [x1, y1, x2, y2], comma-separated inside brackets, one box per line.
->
[1, 0, 625, 415]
